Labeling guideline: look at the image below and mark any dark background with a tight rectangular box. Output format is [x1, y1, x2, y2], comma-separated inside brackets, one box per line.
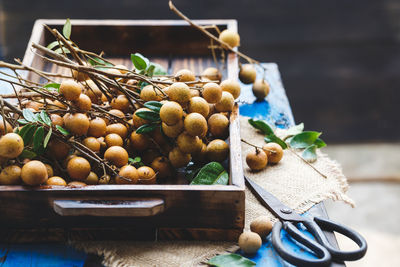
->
[0, 0, 399, 143]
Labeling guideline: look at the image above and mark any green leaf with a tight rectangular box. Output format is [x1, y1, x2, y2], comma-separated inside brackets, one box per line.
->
[128, 157, 141, 164]
[150, 62, 167, 75]
[283, 123, 304, 140]
[289, 131, 321, 149]
[190, 162, 229, 185]
[130, 53, 149, 70]
[314, 138, 327, 148]
[143, 101, 163, 112]
[43, 128, 52, 148]
[33, 126, 44, 151]
[43, 83, 60, 90]
[54, 47, 70, 54]
[56, 125, 70, 136]
[185, 163, 202, 182]
[19, 124, 36, 145]
[135, 110, 160, 122]
[22, 108, 36, 122]
[19, 149, 37, 159]
[302, 144, 317, 163]
[17, 119, 29, 125]
[208, 254, 256, 267]
[146, 64, 155, 77]
[63, 18, 71, 39]
[264, 134, 287, 149]
[248, 119, 274, 135]
[87, 57, 114, 67]
[136, 124, 158, 134]
[40, 110, 52, 126]
[47, 40, 60, 50]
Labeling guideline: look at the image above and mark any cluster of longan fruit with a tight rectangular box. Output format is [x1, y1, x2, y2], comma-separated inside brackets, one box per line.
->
[246, 143, 283, 171]
[238, 216, 274, 254]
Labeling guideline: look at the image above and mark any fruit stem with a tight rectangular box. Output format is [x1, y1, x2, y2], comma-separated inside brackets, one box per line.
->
[288, 148, 327, 179]
[241, 139, 276, 153]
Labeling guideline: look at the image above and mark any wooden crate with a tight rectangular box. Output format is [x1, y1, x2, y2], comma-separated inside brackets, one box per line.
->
[0, 20, 244, 242]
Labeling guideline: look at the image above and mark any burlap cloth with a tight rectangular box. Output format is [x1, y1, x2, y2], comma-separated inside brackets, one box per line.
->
[72, 116, 354, 267]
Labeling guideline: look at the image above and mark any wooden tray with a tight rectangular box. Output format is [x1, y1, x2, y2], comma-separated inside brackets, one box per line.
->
[0, 20, 244, 242]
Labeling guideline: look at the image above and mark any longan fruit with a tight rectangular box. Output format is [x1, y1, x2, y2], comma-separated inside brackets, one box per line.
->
[48, 139, 70, 160]
[177, 132, 202, 154]
[140, 85, 162, 102]
[98, 174, 111, 185]
[188, 97, 209, 118]
[160, 101, 183, 126]
[62, 154, 77, 168]
[168, 147, 191, 168]
[106, 123, 128, 139]
[202, 83, 222, 104]
[184, 113, 207, 137]
[151, 156, 172, 179]
[0, 133, 24, 158]
[132, 108, 151, 128]
[73, 93, 92, 112]
[72, 65, 89, 81]
[21, 160, 48, 186]
[68, 181, 87, 187]
[215, 91, 234, 112]
[208, 113, 229, 138]
[65, 113, 90, 136]
[111, 95, 130, 112]
[97, 137, 107, 150]
[24, 101, 42, 111]
[104, 146, 128, 167]
[50, 114, 64, 127]
[175, 69, 196, 82]
[130, 131, 150, 151]
[262, 143, 283, 164]
[246, 149, 268, 171]
[44, 163, 54, 177]
[85, 171, 99, 185]
[84, 80, 103, 103]
[252, 80, 270, 101]
[88, 117, 107, 137]
[190, 89, 200, 98]
[219, 29, 240, 48]
[46, 176, 67, 186]
[105, 133, 123, 147]
[117, 165, 139, 184]
[162, 120, 183, 138]
[0, 165, 21, 185]
[0, 119, 13, 136]
[191, 142, 207, 163]
[238, 232, 262, 254]
[201, 67, 222, 81]
[220, 79, 241, 99]
[206, 139, 229, 162]
[250, 216, 273, 239]
[82, 137, 101, 153]
[60, 80, 82, 101]
[239, 64, 257, 84]
[109, 109, 125, 119]
[67, 156, 91, 181]
[168, 82, 191, 105]
[53, 100, 67, 109]
[137, 166, 157, 184]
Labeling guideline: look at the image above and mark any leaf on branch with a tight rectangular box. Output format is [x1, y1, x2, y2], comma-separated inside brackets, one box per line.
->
[131, 53, 149, 70]
[87, 57, 114, 67]
[43, 128, 52, 148]
[302, 144, 317, 163]
[146, 64, 155, 77]
[54, 47, 71, 54]
[136, 124, 158, 134]
[22, 108, 36, 122]
[190, 162, 229, 185]
[56, 125, 70, 136]
[135, 110, 160, 122]
[63, 18, 71, 39]
[18, 124, 34, 144]
[248, 119, 274, 135]
[43, 83, 60, 90]
[143, 101, 163, 112]
[264, 134, 287, 149]
[314, 138, 327, 148]
[208, 254, 256, 267]
[289, 131, 321, 149]
[40, 110, 52, 126]
[128, 157, 144, 167]
[17, 119, 29, 125]
[283, 123, 304, 140]
[150, 62, 167, 75]
[19, 149, 37, 160]
[33, 126, 44, 152]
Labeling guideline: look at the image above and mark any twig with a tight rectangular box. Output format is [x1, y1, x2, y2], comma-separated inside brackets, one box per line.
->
[288, 148, 327, 179]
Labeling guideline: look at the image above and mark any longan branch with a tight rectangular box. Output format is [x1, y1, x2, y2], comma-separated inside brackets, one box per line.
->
[288, 148, 327, 179]
[241, 138, 275, 153]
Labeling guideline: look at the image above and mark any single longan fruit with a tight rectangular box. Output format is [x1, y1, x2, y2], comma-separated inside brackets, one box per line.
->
[85, 171, 99, 185]
[0, 165, 22, 185]
[82, 137, 101, 153]
[53, 100, 67, 109]
[50, 114, 64, 127]
[202, 83, 222, 104]
[111, 95, 130, 112]
[104, 146, 128, 167]
[68, 181, 87, 187]
[201, 67, 222, 81]
[117, 165, 139, 184]
[24, 101, 42, 111]
[21, 160, 48, 186]
[65, 113, 90, 136]
[130, 131, 150, 151]
[184, 113, 208, 137]
[88, 117, 107, 137]
[250, 216, 273, 239]
[0, 133, 24, 158]
[84, 80, 103, 103]
[190, 89, 200, 98]
[46, 176, 67, 186]
[191, 142, 207, 163]
[262, 143, 283, 164]
[0, 119, 13, 137]
[168, 147, 191, 168]
[137, 166, 157, 184]
[246, 149, 268, 171]
[220, 79, 241, 99]
[215, 91, 234, 112]
[238, 232, 262, 254]
[206, 139, 229, 162]
[239, 64, 257, 84]
[73, 93, 92, 112]
[48, 139, 70, 160]
[98, 174, 111, 185]
[105, 133, 123, 147]
[168, 82, 191, 105]
[106, 123, 128, 139]
[140, 85, 162, 102]
[132, 108, 150, 128]
[175, 69, 196, 82]
[151, 156, 172, 179]
[219, 29, 240, 48]
[252, 80, 270, 101]
[160, 101, 183, 126]
[109, 109, 125, 119]
[62, 154, 77, 169]
[60, 80, 82, 101]
[188, 97, 209, 118]
[208, 113, 229, 138]
[67, 156, 91, 181]
[72, 67, 89, 81]
[177, 132, 202, 154]
[161, 120, 183, 138]
[44, 163, 54, 177]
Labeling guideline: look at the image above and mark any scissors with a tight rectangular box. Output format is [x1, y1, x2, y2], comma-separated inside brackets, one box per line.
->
[245, 176, 367, 266]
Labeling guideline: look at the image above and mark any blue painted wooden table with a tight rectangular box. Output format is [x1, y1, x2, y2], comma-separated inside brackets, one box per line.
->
[0, 64, 341, 267]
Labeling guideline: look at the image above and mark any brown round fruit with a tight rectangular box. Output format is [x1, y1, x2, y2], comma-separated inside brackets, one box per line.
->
[175, 69, 196, 82]
[68, 181, 87, 187]
[250, 216, 273, 239]
[59, 80, 82, 101]
[67, 156, 91, 181]
[239, 64, 257, 84]
[201, 67, 222, 81]
[220, 79, 241, 99]
[246, 149, 268, 171]
[132, 108, 150, 128]
[238, 231, 262, 254]
[48, 139, 70, 160]
[111, 95, 130, 112]
[168, 82, 191, 105]
[191, 142, 207, 163]
[109, 109, 125, 119]
[105, 133, 123, 147]
[44, 163, 54, 177]
[160, 101, 183, 126]
[0, 133, 24, 158]
[262, 143, 283, 164]
[46, 176, 67, 186]
[137, 166, 157, 184]
[130, 131, 150, 151]
[208, 113, 229, 138]
[106, 123, 128, 138]
[162, 120, 183, 138]
[85, 171, 99, 185]
[184, 113, 207, 137]
[177, 132, 202, 154]
[252, 80, 270, 101]
[83, 80, 103, 104]
[151, 156, 172, 179]
[202, 83, 222, 104]
[88, 117, 107, 137]
[188, 97, 209, 118]
[72, 67, 89, 81]
[219, 29, 240, 48]
[104, 146, 128, 167]
[73, 93, 92, 112]
[117, 165, 139, 184]
[140, 85, 162, 102]
[0, 165, 22, 185]
[168, 147, 191, 168]
[65, 113, 90, 136]
[215, 91, 234, 112]
[206, 139, 229, 162]
[82, 137, 101, 153]
[50, 114, 64, 127]
[0, 119, 12, 137]
[98, 174, 111, 185]
[21, 160, 48, 186]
